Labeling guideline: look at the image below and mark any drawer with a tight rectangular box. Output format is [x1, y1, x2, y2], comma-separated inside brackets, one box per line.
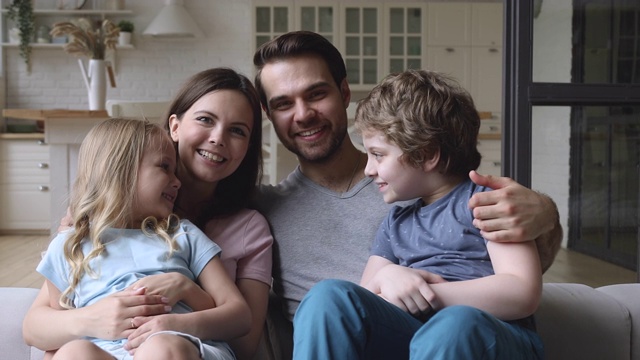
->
[0, 139, 49, 161]
[0, 160, 50, 184]
[0, 183, 51, 230]
[479, 119, 501, 134]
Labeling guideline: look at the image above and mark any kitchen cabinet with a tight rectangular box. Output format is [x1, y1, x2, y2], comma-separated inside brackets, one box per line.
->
[1, 8, 135, 49]
[0, 135, 51, 233]
[254, 3, 293, 49]
[471, 2, 503, 47]
[295, 3, 338, 44]
[427, 3, 472, 46]
[426, 45, 472, 93]
[341, 4, 383, 90]
[470, 46, 502, 113]
[3, 109, 110, 235]
[385, 4, 425, 74]
[470, 2, 503, 114]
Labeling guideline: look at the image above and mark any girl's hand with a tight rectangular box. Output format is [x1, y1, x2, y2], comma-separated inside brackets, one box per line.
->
[128, 273, 191, 306]
[128, 273, 214, 311]
[82, 287, 171, 340]
[123, 313, 180, 354]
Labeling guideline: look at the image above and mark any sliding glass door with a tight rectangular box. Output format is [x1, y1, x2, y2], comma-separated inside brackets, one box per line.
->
[504, 0, 640, 273]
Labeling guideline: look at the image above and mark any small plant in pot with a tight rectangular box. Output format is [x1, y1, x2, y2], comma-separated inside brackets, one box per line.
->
[6, 0, 35, 72]
[117, 20, 134, 46]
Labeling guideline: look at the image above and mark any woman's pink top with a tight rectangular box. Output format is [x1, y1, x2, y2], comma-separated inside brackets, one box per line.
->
[204, 208, 273, 286]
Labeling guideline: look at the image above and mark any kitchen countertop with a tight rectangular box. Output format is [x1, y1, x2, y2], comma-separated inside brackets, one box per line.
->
[0, 133, 44, 140]
[3, 109, 109, 120]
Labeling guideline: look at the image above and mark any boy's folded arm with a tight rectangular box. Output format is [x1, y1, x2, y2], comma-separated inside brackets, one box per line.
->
[429, 240, 542, 320]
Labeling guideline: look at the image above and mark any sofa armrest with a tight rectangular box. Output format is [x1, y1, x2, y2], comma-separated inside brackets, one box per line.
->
[597, 284, 640, 360]
[537, 283, 631, 360]
[0, 287, 44, 360]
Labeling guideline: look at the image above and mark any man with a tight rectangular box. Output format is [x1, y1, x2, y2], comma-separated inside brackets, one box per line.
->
[253, 31, 562, 358]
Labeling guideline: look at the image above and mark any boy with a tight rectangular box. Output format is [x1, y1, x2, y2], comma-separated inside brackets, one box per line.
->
[292, 70, 545, 359]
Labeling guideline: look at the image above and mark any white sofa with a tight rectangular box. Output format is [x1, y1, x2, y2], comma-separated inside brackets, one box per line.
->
[2, 283, 640, 360]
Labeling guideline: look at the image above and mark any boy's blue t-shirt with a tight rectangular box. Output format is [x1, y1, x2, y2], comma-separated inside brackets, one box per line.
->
[371, 179, 494, 282]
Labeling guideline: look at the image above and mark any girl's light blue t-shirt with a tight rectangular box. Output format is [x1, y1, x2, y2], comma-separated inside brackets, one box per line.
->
[37, 219, 220, 311]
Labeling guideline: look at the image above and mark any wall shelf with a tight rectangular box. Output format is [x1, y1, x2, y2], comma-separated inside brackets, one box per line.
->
[0, 9, 133, 16]
[1, 43, 134, 49]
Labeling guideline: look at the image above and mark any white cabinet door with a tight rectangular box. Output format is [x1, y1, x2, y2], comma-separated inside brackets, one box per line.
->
[254, 3, 293, 50]
[0, 183, 51, 231]
[470, 46, 503, 113]
[0, 139, 51, 232]
[471, 3, 503, 47]
[295, 3, 339, 45]
[341, 4, 384, 90]
[426, 46, 472, 91]
[385, 4, 426, 74]
[427, 3, 472, 46]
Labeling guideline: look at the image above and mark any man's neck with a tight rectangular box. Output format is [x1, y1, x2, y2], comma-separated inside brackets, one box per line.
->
[298, 141, 367, 193]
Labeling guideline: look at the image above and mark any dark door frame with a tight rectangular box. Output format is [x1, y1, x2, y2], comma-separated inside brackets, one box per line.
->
[502, 0, 640, 280]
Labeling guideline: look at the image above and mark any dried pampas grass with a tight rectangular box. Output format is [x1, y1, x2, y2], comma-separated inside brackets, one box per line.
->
[50, 18, 119, 60]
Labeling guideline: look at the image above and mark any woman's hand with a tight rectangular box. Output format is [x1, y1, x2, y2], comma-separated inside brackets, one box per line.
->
[124, 313, 181, 354]
[82, 287, 172, 340]
[23, 284, 171, 350]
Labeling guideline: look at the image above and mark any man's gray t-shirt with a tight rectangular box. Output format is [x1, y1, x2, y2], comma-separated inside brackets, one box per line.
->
[256, 167, 393, 320]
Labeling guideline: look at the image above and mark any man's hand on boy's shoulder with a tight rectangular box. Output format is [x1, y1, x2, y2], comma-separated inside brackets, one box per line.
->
[468, 170, 558, 244]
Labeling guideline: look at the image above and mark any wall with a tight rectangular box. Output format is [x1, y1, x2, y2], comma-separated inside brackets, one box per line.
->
[2, 0, 256, 109]
[531, 0, 572, 247]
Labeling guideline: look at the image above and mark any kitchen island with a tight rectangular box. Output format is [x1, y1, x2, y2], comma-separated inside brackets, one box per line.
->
[2, 109, 110, 235]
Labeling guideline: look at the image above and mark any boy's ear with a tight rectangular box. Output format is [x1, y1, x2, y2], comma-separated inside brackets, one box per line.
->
[422, 150, 440, 172]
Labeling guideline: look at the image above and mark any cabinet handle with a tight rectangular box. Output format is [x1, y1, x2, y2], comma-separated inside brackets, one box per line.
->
[37, 140, 47, 145]
[446, 47, 455, 52]
[38, 185, 49, 192]
[489, 48, 498, 53]
[38, 163, 49, 169]
[489, 126, 499, 131]
[492, 162, 502, 166]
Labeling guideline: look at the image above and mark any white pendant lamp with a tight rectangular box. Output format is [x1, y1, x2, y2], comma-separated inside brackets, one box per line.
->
[143, 0, 204, 38]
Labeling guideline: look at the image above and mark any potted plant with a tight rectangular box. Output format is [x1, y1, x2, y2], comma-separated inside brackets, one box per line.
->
[6, 0, 35, 71]
[117, 20, 134, 46]
[50, 18, 120, 110]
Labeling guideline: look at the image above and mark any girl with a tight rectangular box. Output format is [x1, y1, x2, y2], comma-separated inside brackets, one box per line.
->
[24, 69, 273, 360]
[38, 118, 251, 360]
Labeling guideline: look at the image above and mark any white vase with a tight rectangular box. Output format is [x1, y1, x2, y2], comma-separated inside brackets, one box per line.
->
[118, 32, 132, 46]
[86, 59, 107, 110]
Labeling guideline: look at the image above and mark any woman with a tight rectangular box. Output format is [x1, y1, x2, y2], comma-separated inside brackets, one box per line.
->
[23, 68, 273, 360]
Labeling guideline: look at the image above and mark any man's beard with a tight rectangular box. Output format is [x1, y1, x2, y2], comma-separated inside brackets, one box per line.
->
[285, 125, 348, 163]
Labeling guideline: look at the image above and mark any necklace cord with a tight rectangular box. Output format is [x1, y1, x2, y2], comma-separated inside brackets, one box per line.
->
[344, 155, 361, 193]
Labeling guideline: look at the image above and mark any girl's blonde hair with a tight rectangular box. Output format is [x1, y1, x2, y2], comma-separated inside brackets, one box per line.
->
[60, 118, 179, 309]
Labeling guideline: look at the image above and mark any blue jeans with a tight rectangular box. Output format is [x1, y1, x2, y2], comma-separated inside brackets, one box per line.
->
[293, 279, 544, 360]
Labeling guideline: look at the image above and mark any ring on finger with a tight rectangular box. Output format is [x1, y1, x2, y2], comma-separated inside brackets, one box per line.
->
[130, 319, 136, 329]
